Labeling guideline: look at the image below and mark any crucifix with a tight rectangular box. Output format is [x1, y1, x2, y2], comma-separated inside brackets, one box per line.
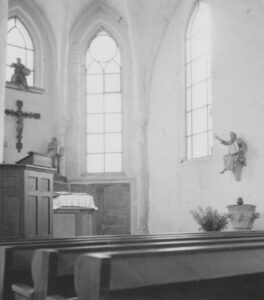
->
[5, 100, 41, 152]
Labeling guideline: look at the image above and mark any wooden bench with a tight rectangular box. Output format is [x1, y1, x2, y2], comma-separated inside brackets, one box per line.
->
[75, 241, 264, 300]
[2, 231, 264, 299]
[0, 234, 177, 300]
[12, 233, 264, 300]
[2, 229, 264, 245]
[1, 231, 252, 300]
[0, 232, 262, 299]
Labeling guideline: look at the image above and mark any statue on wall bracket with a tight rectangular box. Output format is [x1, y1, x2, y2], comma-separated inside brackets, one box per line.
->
[46, 137, 65, 175]
[215, 132, 247, 181]
[10, 57, 30, 90]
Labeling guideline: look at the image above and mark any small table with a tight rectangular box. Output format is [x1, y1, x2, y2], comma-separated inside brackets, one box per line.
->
[53, 193, 98, 237]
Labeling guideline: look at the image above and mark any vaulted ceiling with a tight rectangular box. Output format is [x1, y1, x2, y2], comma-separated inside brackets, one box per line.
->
[30, 0, 183, 40]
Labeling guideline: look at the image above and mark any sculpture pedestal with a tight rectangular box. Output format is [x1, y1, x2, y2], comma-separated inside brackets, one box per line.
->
[227, 204, 259, 231]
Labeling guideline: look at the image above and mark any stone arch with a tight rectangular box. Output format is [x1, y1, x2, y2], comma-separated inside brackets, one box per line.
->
[8, 1, 56, 88]
[66, 2, 139, 234]
[67, 2, 133, 179]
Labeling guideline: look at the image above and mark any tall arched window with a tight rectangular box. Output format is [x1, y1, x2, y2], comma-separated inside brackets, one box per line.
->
[186, 2, 212, 159]
[6, 17, 34, 87]
[85, 30, 122, 173]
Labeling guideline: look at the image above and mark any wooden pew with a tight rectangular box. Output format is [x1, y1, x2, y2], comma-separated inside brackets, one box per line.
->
[3, 231, 264, 299]
[12, 233, 264, 300]
[75, 242, 264, 300]
[2, 229, 264, 246]
[2, 231, 254, 300]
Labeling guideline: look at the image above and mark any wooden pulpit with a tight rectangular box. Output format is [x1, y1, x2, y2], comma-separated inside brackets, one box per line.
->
[0, 163, 56, 239]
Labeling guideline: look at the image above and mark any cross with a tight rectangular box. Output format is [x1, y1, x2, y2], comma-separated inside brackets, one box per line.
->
[5, 100, 41, 153]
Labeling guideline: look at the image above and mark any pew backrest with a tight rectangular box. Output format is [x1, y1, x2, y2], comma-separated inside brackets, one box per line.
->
[29, 235, 264, 299]
[75, 241, 264, 300]
[4, 230, 264, 300]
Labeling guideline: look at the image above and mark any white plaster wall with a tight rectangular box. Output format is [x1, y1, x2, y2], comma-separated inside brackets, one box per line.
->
[4, 0, 167, 233]
[4, 90, 53, 162]
[0, 0, 8, 162]
[148, 0, 264, 233]
[4, 0, 56, 163]
[65, 0, 181, 233]
[5, 0, 264, 234]
[122, 0, 182, 232]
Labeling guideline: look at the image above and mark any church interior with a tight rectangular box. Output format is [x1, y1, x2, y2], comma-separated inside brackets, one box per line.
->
[1, 0, 264, 299]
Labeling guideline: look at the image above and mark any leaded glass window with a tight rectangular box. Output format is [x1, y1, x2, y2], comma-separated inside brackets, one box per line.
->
[6, 17, 34, 87]
[86, 30, 122, 173]
[186, 2, 212, 159]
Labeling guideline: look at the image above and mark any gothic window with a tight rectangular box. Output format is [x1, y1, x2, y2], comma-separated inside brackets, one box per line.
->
[6, 17, 34, 87]
[85, 30, 122, 173]
[186, 2, 212, 159]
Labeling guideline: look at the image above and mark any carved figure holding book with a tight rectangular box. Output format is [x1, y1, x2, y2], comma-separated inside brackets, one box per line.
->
[10, 57, 30, 89]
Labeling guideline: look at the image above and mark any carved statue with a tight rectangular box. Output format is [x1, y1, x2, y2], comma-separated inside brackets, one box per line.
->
[47, 137, 58, 168]
[56, 146, 65, 175]
[47, 137, 65, 174]
[215, 132, 247, 181]
[10, 57, 30, 89]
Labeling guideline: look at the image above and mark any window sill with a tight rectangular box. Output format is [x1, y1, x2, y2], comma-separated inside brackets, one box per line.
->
[180, 154, 213, 165]
[6, 82, 44, 94]
[70, 172, 134, 184]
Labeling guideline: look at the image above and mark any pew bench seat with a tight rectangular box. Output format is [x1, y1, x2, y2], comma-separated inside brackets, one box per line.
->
[75, 242, 264, 300]
[4, 232, 227, 300]
[12, 283, 34, 300]
[12, 235, 264, 300]
[46, 297, 77, 300]
[4, 230, 264, 300]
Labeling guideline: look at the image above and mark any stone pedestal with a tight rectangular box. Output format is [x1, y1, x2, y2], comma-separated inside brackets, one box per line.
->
[227, 204, 259, 231]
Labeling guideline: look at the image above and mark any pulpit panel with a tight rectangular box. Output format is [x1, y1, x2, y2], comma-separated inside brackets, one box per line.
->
[25, 196, 37, 236]
[2, 196, 19, 236]
[0, 164, 55, 239]
[2, 176, 18, 188]
[38, 196, 51, 236]
[28, 177, 38, 191]
[41, 178, 50, 192]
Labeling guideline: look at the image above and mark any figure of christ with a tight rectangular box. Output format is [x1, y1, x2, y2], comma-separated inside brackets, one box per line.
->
[215, 132, 247, 181]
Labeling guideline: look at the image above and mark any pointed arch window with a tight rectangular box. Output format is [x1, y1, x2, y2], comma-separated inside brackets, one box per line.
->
[186, 2, 212, 159]
[6, 17, 34, 87]
[85, 30, 122, 173]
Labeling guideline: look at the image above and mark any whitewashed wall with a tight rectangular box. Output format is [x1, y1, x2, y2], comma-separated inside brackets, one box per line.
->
[4, 0, 56, 163]
[3, 0, 264, 233]
[0, 0, 8, 162]
[148, 0, 264, 232]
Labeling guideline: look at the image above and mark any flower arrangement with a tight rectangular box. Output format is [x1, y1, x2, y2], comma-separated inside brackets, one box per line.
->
[190, 206, 229, 232]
